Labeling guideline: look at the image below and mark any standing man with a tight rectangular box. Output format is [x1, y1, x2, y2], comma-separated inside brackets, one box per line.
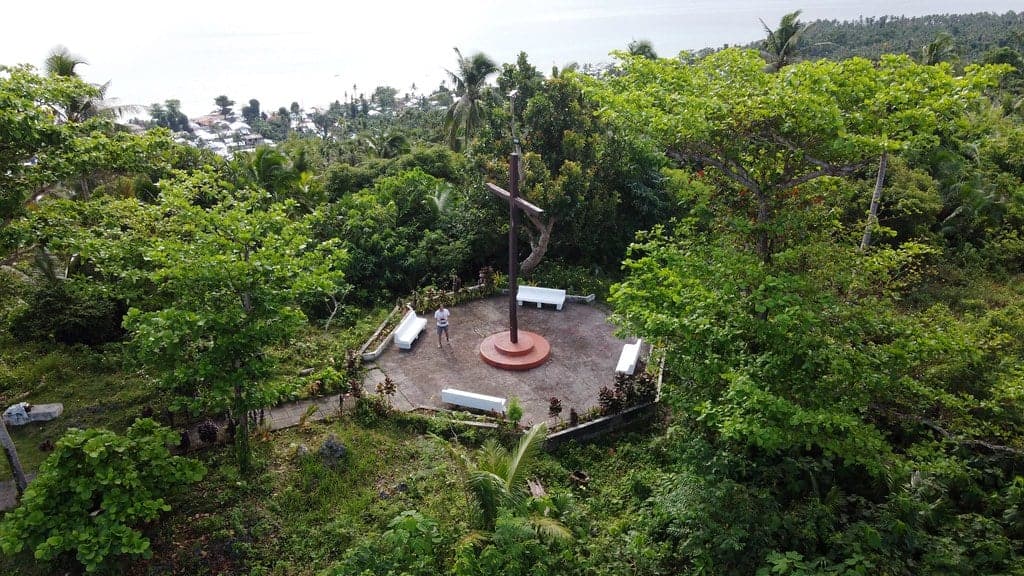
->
[434, 303, 450, 348]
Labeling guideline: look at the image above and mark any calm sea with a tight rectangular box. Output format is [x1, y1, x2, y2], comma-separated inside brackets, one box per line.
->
[3, 0, 1019, 116]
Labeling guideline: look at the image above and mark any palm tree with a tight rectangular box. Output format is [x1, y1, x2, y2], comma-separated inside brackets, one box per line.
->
[918, 33, 959, 66]
[460, 423, 570, 543]
[230, 146, 298, 200]
[444, 48, 498, 151]
[760, 10, 810, 73]
[44, 45, 138, 122]
[627, 39, 658, 60]
[360, 128, 410, 159]
[44, 45, 87, 77]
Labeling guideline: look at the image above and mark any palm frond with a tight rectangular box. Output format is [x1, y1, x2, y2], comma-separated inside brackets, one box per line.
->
[468, 469, 505, 530]
[476, 439, 511, 479]
[529, 514, 573, 543]
[504, 423, 547, 496]
[45, 45, 87, 78]
[456, 529, 491, 550]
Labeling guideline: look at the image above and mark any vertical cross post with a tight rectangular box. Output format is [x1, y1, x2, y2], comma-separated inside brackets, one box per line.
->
[486, 153, 543, 347]
[508, 151, 520, 343]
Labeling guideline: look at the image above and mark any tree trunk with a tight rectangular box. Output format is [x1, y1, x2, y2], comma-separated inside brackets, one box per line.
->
[756, 192, 773, 266]
[860, 150, 888, 252]
[520, 215, 556, 276]
[233, 386, 252, 476]
[1, 419, 28, 498]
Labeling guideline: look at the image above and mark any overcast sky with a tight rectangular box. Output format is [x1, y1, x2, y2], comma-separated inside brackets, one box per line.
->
[2, 1, 1020, 117]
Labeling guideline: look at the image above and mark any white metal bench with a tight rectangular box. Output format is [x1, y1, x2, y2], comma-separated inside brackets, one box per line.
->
[517, 285, 567, 310]
[441, 388, 507, 413]
[393, 308, 427, 350]
[615, 339, 643, 375]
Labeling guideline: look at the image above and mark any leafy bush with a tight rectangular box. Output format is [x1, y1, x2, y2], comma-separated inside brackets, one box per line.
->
[323, 510, 449, 576]
[523, 259, 612, 299]
[598, 386, 622, 415]
[506, 397, 524, 429]
[0, 267, 29, 329]
[9, 281, 126, 345]
[0, 419, 205, 573]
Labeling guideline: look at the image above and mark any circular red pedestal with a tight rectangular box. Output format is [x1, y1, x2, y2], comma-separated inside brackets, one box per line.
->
[479, 330, 551, 371]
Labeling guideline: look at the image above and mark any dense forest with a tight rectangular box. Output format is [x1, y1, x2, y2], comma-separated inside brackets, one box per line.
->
[791, 11, 1023, 63]
[1, 9, 1023, 576]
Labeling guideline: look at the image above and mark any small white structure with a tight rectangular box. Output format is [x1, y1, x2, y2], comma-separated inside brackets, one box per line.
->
[516, 285, 567, 310]
[441, 388, 507, 413]
[393, 308, 427, 350]
[615, 339, 644, 376]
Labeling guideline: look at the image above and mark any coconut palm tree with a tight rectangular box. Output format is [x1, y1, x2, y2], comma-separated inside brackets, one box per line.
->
[360, 128, 410, 159]
[43, 45, 138, 122]
[627, 39, 658, 60]
[760, 10, 810, 73]
[444, 48, 498, 151]
[918, 32, 959, 66]
[228, 146, 299, 202]
[462, 423, 571, 543]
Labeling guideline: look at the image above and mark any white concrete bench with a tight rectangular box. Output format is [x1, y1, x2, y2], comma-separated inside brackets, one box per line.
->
[517, 285, 567, 310]
[394, 308, 427, 350]
[441, 388, 507, 414]
[615, 339, 643, 375]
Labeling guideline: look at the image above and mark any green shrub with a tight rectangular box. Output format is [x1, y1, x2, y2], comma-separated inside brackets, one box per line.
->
[0, 419, 205, 573]
[323, 510, 449, 576]
[9, 281, 126, 345]
[522, 259, 612, 299]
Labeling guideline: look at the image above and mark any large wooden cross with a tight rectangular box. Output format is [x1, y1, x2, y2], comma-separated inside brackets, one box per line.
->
[486, 151, 543, 344]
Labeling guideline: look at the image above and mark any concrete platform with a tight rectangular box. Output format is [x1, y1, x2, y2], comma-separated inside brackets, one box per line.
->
[368, 296, 627, 426]
[479, 330, 551, 370]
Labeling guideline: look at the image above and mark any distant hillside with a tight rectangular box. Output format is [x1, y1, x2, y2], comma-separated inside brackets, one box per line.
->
[748, 11, 1023, 63]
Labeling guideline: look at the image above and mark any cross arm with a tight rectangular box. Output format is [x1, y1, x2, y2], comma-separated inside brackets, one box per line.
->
[486, 183, 545, 216]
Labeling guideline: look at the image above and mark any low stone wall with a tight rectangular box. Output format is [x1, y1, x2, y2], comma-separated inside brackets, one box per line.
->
[359, 305, 403, 362]
[499, 288, 596, 304]
[544, 401, 658, 451]
[567, 293, 596, 303]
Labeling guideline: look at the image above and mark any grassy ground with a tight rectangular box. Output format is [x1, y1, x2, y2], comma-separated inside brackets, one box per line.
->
[0, 306, 390, 481]
[131, 417, 474, 575]
[0, 337, 163, 477]
[131, 416, 663, 576]
[1, 300, 669, 575]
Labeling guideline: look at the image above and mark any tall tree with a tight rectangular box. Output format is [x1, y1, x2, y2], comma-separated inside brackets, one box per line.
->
[148, 99, 190, 132]
[760, 10, 809, 72]
[444, 48, 498, 151]
[918, 32, 959, 66]
[627, 39, 658, 60]
[0, 65, 96, 230]
[371, 85, 399, 113]
[241, 98, 261, 124]
[214, 94, 235, 118]
[124, 171, 347, 474]
[43, 44, 86, 78]
[43, 45, 136, 122]
[587, 49, 1003, 263]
